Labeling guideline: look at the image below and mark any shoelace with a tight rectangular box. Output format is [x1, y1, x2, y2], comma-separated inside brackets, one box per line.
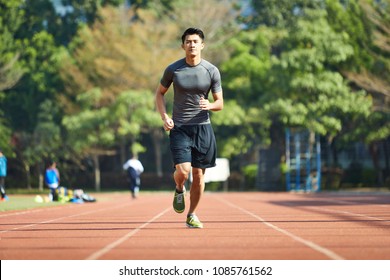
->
[176, 193, 183, 203]
[188, 215, 198, 222]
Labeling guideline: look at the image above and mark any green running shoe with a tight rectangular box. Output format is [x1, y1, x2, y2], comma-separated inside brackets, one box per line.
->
[186, 214, 203, 228]
[173, 188, 185, 213]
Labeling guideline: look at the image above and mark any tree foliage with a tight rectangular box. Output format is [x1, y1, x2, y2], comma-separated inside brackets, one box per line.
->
[61, 6, 180, 105]
[220, 6, 373, 164]
[325, 0, 390, 143]
[246, 0, 323, 28]
[267, 8, 371, 136]
[0, 0, 25, 154]
[0, 0, 24, 92]
[1, 0, 389, 189]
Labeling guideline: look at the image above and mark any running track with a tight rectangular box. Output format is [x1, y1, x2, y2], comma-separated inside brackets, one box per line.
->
[0, 191, 389, 260]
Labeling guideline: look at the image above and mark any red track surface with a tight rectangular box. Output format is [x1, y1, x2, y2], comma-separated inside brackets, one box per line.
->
[1, 191, 389, 260]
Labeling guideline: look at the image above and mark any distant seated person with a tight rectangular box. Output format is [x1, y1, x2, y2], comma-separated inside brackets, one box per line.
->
[45, 160, 60, 201]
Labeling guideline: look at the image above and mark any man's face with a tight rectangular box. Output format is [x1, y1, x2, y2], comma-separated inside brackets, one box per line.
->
[182, 34, 204, 56]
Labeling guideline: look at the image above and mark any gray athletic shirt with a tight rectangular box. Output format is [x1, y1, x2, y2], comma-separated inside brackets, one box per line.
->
[160, 58, 222, 125]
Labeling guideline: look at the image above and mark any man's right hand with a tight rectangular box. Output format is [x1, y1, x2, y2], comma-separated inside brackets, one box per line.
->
[163, 117, 174, 131]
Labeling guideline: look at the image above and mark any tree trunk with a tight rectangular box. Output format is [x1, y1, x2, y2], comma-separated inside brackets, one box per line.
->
[24, 162, 31, 190]
[152, 129, 164, 177]
[92, 154, 101, 191]
[38, 162, 44, 191]
[119, 138, 126, 170]
[369, 142, 383, 186]
[325, 136, 333, 189]
[383, 139, 390, 183]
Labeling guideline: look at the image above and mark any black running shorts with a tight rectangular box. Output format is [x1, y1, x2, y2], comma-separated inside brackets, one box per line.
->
[169, 123, 217, 169]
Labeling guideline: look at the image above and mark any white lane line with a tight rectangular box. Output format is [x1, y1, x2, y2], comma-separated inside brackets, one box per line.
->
[315, 198, 389, 208]
[0, 206, 69, 218]
[85, 207, 171, 260]
[0, 208, 45, 218]
[306, 206, 389, 222]
[217, 196, 344, 260]
[278, 198, 389, 221]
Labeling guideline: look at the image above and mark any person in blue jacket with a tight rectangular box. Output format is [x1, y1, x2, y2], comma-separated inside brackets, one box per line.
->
[0, 149, 8, 201]
[45, 160, 60, 201]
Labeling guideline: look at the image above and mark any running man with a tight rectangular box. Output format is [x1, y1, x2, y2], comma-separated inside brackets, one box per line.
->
[155, 27, 224, 228]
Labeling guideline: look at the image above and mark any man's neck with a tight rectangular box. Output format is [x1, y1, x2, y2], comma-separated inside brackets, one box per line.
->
[186, 56, 201, 66]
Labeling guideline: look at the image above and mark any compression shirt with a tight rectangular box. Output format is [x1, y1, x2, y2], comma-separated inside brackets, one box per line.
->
[160, 58, 222, 125]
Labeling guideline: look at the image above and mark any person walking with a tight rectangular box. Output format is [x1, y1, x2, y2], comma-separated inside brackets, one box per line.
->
[123, 155, 144, 199]
[0, 149, 9, 201]
[155, 27, 224, 228]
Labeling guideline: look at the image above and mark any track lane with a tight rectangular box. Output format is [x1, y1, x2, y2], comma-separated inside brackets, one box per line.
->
[0, 192, 389, 260]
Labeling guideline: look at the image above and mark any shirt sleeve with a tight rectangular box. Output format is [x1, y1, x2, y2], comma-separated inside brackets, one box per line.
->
[211, 67, 222, 94]
[138, 161, 144, 173]
[55, 168, 60, 180]
[123, 160, 130, 170]
[160, 65, 174, 88]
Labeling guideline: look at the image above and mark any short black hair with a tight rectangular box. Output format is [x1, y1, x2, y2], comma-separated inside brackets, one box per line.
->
[181, 28, 205, 44]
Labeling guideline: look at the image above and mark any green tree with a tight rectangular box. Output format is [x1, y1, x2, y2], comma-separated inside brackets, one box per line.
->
[217, 28, 274, 166]
[246, 0, 323, 28]
[60, 6, 180, 176]
[265, 9, 371, 134]
[222, 6, 373, 188]
[0, 0, 25, 154]
[264, 8, 372, 189]
[164, 0, 242, 65]
[62, 88, 159, 191]
[0, 0, 126, 188]
[17, 0, 124, 46]
[0, 0, 24, 91]
[325, 0, 390, 184]
[62, 88, 114, 191]
[0, 112, 12, 155]
[5, 32, 64, 132]
[22, 100, 62, 190]
[2, 0, 125, 132]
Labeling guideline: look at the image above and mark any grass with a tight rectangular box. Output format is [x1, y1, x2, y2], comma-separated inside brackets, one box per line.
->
[0, 195, 66, 212]
[0, 191, 128, 212]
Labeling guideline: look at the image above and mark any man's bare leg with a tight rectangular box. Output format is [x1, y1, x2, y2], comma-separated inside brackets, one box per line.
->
[188, 167, 205, 215]
[174, 162, 191, 192]
[172, 162, 191, 213]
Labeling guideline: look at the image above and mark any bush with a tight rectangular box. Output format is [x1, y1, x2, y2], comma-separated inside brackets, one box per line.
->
[242, 164, 258, 188]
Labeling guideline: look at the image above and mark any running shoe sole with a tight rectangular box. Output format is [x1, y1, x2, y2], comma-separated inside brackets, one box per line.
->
[173, 189, 185, 213]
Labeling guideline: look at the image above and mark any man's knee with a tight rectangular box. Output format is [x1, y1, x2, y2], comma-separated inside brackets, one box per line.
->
[191, 168, 205, 185]
[174, 163, 191, 182]
[176, 163, 191, 173]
